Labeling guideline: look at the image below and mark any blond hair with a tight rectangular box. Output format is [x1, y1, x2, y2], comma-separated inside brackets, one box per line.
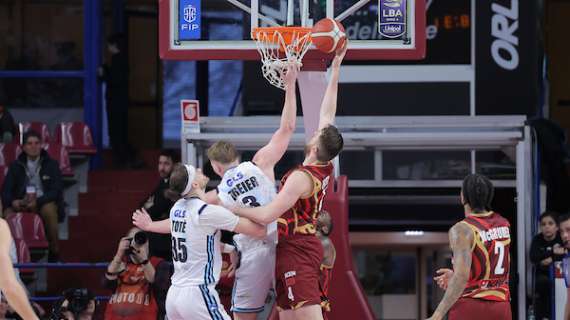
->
[207, 141, 239, 164]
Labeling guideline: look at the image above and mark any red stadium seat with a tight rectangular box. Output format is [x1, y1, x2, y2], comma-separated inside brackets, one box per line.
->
[43, 143, 74, 177]
[6, 212, 49, 250]
[53, 122, 97, 155]
[0, 143, 22, 166]
[13, 238, 34, 276]
[18, 122, 51, 144]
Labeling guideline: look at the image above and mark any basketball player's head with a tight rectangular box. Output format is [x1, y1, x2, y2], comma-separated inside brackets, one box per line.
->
[305, 125, 344, 162]
[22, 130, 42, 160]
[460, 174, 494, 215]
[158, 149, 177, 179]
[559, 214, 570, 249]
[540, 211, 559, 240]
[207, 140, 239, 177]
[317, 210, 333, 237]
[167, 163, 209, 200]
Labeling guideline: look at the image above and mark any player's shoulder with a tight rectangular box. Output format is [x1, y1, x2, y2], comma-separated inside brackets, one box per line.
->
[450, 221, 475, 238]
[492, 212, 511, 226]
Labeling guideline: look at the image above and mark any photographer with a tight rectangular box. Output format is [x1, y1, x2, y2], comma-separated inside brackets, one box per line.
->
[50, 288, 96, 320]
[104, 228, 162, 320]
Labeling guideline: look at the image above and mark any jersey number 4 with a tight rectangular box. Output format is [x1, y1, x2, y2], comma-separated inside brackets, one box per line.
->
[172, 237, 188, 262]
[242, 196, 260, 207]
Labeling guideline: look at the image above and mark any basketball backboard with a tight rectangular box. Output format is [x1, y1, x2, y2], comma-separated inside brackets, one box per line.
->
[159, 0, 425, 60]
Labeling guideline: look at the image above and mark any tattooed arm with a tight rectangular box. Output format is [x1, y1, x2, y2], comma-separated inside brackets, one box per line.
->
[427, 222, 473, 320]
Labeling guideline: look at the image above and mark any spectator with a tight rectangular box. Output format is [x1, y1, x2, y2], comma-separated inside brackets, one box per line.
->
[140, 150, 177, 260]
[50, 288, 96, 320]
[0, 102, 17, 143]
[104, 228, 162, 320]
[1, 131, 64, 262]
[99, 33, 135, 168]
[530, 211, 565, 320]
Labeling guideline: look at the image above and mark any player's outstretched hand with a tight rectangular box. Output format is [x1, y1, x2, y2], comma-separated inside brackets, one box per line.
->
[132, 208, 152, 231]
[284, 63, 300, 90]
[332, 40, 348, 68]
[434, 268, 453, 290]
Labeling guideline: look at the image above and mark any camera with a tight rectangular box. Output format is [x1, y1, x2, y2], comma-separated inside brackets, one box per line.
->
[125, 231, 148, 256]
[50, 288, 95, 320]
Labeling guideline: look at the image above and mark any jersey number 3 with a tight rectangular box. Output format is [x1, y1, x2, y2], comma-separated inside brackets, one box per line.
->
[172, 237, 188, 262]
[242, 196, 260, 207]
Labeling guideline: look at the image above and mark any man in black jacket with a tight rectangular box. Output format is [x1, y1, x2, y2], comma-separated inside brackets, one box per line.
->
[140, 150, 177, 260]
[99, 33, 132, 168]
[2, 131, 64, 261]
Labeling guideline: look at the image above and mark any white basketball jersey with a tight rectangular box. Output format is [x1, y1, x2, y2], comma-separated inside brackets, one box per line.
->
[170, 197, 239, 287]
[217, 161, 277, 244]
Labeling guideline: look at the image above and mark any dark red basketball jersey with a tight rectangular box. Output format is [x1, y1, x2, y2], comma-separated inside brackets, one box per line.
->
[277, 162, 333, 238]
[319, 264, 333, 312]
[460, 212, 511, 302]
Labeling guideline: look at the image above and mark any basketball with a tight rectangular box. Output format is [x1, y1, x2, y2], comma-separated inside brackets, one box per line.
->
[311, 18, 347, 53]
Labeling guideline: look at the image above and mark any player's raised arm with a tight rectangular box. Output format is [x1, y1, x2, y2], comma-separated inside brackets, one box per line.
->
[428, 222, 473, 320]
[132, 208, 171, 234]
[318, 42, 348, 131]
[0, 221, 39, 320]
[232, 170, 313, 225]
[198, 204, 266, 238]
[252, 65, 299, 172]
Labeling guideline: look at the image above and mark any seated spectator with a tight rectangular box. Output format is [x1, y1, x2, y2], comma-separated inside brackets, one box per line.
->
[0, 102, 17, 143]
[104, 228, 162, 320]
[1, 131, 64, 262]
[50, 288, 96, 320]
[140, 150, 177, 260]
[530, 211, 566, 320]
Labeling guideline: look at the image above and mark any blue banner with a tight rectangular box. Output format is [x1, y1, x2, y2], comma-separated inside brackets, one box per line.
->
[378, 0, 407, 39]
[179, 0, 201, 40]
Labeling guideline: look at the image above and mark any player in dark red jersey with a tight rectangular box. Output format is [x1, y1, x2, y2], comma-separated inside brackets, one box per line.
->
[428, 174, 512, 320]
[317, 210, 336, 319]
[231, 43, 347, 320]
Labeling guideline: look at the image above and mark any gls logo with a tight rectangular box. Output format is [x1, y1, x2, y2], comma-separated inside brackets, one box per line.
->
[491, 0, 519, 70]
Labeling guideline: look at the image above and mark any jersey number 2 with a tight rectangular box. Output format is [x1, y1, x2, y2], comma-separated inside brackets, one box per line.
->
[172, 237, 188, 262]
[242, 196, 260, 207]
[494, 242, 505, 275]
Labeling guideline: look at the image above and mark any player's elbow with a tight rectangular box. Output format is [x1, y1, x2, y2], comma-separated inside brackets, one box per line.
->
[454, 270, 469, 284]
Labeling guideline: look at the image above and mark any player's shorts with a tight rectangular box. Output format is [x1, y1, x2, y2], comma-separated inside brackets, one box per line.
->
[166, 284, 231, 320]
[448, 297, 512, 320]
[231, 240, 276, 313]
[275, 235, 323, 310]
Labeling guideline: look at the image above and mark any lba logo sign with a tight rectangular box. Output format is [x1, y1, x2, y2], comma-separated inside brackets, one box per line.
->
[179, 0, 200, 40]
[181, 100, 200, 133]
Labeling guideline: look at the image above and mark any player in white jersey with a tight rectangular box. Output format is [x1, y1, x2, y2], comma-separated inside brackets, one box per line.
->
[132, 164, 266, 320]
[203, 65, 299, 319]
[0, 219, 38, 320]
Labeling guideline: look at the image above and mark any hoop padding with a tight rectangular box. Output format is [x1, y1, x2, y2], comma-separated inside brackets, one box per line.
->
[252, 27, 312, 89]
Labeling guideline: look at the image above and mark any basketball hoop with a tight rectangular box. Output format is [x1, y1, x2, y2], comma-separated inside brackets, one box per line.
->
[252, 27, 312, 89]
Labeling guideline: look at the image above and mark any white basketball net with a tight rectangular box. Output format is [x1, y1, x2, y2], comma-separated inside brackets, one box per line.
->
[253, 28, 312, 90]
